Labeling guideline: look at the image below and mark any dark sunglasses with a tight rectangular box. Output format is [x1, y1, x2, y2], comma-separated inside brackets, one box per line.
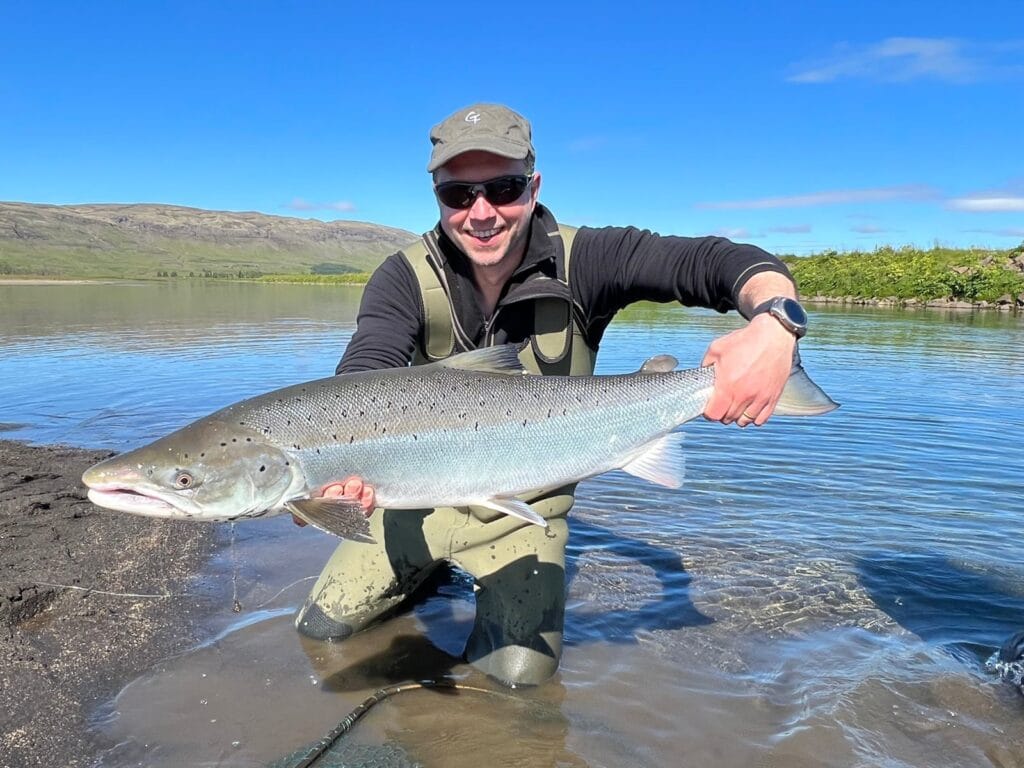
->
[434, 174, 532, 209]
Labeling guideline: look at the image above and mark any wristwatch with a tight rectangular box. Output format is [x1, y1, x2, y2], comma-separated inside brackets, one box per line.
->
[757, 296, 808, 339]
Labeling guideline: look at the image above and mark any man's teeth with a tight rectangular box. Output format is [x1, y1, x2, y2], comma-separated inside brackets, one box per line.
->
[468, 228, 501, 238]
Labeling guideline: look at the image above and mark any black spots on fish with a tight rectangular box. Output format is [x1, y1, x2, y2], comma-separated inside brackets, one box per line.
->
[474, 422, 479, 431]
[315, 448, 321, 455]
[286, 419, 292, 426]
[200, 452, 206, 458]
[259, 465, 266, 472]
[521, 419, 528, 427]
[246, 437, 252, 442]
[348, 436, 355, 444]
[332, 433, 338, 440]
[183, 453, 189, 459]
[412, 434, 418, 441]
[220, 442, 227, 447]
[292, 443, 302, 450]
[231, 438, 237, 443]
[546, 408, 552, 419]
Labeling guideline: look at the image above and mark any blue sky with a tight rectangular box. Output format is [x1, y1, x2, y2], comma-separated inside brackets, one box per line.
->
[2, 1, 1022, 255]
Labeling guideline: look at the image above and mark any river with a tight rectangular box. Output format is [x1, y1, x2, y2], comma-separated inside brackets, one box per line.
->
[2, 281, 1022, 767]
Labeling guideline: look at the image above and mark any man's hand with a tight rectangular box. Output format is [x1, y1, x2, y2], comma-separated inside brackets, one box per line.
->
[290, 476, 377, 527]
[701, 313, 796, 427]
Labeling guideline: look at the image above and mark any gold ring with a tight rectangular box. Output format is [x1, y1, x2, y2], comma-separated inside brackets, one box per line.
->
[741, 411, 755, 420]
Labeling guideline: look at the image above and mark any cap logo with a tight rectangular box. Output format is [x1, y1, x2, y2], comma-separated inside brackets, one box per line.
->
[464, 110, 482, 124]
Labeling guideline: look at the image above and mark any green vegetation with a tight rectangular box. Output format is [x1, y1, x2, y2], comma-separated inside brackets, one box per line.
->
[257, 272, 371, 284]
[780, 242, 1024, 304]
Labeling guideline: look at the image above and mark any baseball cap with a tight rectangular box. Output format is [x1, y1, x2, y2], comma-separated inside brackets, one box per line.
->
[427, 103, 535, 172]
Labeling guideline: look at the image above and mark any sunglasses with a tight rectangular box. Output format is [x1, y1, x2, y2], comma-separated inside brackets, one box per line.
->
[434, 174, 532, 209]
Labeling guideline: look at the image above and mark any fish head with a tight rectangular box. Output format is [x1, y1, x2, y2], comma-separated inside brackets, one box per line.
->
[81, 418, 301, 521]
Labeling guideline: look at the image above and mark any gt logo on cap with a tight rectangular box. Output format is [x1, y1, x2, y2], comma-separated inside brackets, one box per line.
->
[464, 110, 481, 124]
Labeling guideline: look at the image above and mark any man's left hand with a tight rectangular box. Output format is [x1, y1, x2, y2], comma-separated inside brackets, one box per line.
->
[701, 313, 796, 427]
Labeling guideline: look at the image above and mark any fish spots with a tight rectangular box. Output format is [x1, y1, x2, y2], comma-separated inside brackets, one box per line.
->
[259, 465, 266, 472]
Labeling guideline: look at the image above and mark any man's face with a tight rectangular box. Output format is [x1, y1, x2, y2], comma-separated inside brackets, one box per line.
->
[434, 151, 540, 270]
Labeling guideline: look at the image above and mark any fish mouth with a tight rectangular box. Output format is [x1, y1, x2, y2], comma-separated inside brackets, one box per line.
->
[85, 486, 183, 517]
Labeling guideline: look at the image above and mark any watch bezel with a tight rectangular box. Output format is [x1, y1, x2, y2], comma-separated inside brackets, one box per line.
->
[767, 296, 808, 338]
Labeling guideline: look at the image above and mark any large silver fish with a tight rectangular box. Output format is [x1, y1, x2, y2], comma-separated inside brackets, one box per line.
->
[82, 346, 838, 540]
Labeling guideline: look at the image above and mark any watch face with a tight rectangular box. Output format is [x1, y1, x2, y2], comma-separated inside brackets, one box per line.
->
[782, 298, 808, 327]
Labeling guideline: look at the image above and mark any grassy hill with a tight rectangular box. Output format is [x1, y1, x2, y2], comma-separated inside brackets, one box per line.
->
[0, 202, 417, 278]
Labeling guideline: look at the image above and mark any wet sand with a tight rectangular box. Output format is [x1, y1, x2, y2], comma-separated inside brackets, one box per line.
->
[0, 439, 218, 768]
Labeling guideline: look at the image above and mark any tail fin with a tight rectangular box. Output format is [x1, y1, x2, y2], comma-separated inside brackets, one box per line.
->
[775, 362, 839, 416]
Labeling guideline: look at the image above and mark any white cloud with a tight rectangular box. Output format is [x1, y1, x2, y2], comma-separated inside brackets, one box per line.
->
[283, 198, 357, 213]
[325, 201, 357, 212]
[284, 197, 317, 211]
[713, 227, 754, 239]
[767, 224, 812, 234]
[851, 225, 890, 234]
[947, 197, 1024, 212]
[966, 227, 1024, 237]
[696, 185, 937, 210]
[788, 37, 1024, 84]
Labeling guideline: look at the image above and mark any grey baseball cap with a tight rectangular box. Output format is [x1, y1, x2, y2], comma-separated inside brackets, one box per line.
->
[427, 103, 535, 172]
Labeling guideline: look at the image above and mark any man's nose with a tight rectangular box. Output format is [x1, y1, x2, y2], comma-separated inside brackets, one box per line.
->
[467, 191, 497, 219]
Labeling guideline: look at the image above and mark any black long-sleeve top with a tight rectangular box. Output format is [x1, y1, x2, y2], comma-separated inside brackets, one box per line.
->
[338, 204, 792, 374]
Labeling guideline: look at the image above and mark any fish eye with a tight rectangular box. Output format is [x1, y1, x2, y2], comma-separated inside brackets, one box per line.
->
[174, 472, 195, 489]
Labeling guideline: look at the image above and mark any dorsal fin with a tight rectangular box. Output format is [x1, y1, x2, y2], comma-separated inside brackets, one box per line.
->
[435, 345, 528, 375]
[638, 354, 678, 374]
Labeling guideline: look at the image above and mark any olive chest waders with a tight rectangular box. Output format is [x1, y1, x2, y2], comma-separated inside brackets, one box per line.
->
[295, 225, 596, 686]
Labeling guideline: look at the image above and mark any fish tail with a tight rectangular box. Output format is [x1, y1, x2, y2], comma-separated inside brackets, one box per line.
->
[774, 363, 839, 416]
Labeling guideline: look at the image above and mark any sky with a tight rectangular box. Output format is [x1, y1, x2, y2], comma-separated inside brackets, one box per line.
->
[1, 1, 1022, 256]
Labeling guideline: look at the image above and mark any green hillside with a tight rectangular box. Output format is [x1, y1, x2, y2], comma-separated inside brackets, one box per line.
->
[0, 202, 417, 278]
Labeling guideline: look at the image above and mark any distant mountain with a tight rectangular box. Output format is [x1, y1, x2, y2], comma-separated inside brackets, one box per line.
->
[0, 202, 418, 278]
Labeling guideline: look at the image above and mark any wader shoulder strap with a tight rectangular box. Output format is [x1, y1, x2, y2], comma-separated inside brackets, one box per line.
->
[399, 233, 461, 362]
[530, 225, 582, 370]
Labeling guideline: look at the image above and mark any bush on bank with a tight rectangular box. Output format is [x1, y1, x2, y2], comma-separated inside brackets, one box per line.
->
[780, 242, 1024, 304]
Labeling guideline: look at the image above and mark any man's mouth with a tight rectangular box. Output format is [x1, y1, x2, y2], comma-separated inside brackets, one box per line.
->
[466, 227, 502, 241]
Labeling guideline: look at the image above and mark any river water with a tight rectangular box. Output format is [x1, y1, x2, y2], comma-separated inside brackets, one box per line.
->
[2, 282, 1023, 767]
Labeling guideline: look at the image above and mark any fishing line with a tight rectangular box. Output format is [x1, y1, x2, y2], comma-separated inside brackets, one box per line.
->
[293, 680, 514, 768]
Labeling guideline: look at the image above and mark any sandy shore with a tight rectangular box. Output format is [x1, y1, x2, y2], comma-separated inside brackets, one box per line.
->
[0, 440, 218, 768]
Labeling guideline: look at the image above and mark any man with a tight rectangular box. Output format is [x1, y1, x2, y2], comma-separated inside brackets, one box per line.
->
[293, 103, 807, 686]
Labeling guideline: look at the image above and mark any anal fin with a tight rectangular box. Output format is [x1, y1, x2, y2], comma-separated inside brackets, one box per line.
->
[473, 497, 548, 527]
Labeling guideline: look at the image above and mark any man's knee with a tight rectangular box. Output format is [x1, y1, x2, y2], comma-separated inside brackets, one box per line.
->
[467, 641, 561, 687]
[294, 601, 356, 641]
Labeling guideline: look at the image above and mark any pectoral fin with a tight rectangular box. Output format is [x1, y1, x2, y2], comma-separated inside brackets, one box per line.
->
[474, 497, 548, 527]
[287, 498, 375, 543]
[620, 433, 685, 488]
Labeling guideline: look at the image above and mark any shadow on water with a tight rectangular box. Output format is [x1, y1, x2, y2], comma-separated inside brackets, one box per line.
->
[563, 518, 714, 644]
[856, 550, 1024, 668]
[314, 518, 712, 692]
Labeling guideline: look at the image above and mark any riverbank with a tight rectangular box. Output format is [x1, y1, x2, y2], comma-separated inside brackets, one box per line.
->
[0, 440, 218, 768]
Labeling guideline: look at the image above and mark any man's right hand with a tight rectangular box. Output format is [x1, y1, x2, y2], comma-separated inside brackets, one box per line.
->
[290, 476, 377, 527]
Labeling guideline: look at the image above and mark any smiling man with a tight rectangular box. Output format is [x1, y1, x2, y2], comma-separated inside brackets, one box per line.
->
[293, 103, 808, 686]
